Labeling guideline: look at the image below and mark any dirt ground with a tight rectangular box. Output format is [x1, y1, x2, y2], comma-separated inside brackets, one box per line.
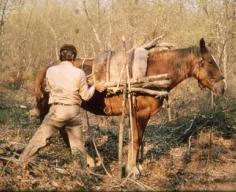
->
[0, 82, 236, 191]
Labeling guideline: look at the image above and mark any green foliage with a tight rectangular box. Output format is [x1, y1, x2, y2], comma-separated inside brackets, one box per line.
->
[2, 81, 23, 90]
[0, 105, 28, 126]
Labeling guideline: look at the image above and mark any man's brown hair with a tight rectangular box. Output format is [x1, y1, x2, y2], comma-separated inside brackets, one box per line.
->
[59, 44, 77, 61]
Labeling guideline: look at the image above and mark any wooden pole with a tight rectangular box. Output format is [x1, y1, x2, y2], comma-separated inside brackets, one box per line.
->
[210, 91, 214, 110]
[166, 96, 172, 121]
[126, 43, 134, 173]
[108, 87, 169, 96]
[104, 75, 171, 87]
[118, 36, 127, 179]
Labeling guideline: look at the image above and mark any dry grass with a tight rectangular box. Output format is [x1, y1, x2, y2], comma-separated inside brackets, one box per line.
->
[0, 83, 236, 191]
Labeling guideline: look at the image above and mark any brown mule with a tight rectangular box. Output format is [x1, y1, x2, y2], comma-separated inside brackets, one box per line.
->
[35, 38, 226, 176]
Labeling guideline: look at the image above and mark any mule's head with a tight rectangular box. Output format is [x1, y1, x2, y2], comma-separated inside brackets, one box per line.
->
[193, 38, 227, 96]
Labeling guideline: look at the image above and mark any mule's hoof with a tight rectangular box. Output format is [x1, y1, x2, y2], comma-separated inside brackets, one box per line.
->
[126, 164, 142, 179]
[129, 167, 141, 179]
[87, 155, 103, 168]
[87, 154, 95, 168]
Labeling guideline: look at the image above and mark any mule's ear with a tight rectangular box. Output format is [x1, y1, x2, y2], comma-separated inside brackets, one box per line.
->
[208, 41, 212, 48]
[200, 38, 207, 53]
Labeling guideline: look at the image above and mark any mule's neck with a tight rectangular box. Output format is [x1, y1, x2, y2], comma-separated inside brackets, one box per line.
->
[168, 46, 200, 89]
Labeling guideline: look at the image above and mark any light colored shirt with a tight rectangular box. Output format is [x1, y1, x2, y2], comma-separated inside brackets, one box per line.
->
[46, 61, 95, 105]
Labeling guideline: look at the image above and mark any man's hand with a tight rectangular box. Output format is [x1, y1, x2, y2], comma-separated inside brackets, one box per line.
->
[94, 81, 106, 92]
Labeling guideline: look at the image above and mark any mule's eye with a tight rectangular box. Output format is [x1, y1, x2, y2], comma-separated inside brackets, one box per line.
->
[208, 61, 214, 65]
[198, 58, 204, 67]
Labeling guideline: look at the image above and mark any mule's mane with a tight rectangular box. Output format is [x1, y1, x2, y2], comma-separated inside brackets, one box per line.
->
[150, 45, 200, 58]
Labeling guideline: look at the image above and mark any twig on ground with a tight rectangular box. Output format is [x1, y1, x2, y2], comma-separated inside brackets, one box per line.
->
[127, 178, 155, 191]
[0, 155, 19, 162]
[221, 156, 236, 163]
[184, 116, 197, 135]
[87, 170, 107, 178]
[92, 139, 112, 178]
[0, 156, 19, 176]
[180, 116, 197, 142]
[119, 170, 135, 186]
[188, 135, 192, 155]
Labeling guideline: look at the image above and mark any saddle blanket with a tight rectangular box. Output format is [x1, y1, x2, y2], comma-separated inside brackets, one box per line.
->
[92, 47, 148, 83]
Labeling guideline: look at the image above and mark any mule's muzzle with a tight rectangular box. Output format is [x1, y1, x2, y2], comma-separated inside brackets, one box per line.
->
[213, 79, 227, 96]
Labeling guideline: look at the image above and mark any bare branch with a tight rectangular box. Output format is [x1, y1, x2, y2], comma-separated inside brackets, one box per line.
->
[142, 34, 165, 50]
[44, 21, 59, 59]
[83, 0, 103, 51]
[0, 0, 9, 35]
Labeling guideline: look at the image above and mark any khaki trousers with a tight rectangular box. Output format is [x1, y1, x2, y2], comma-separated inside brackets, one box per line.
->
[19, 104, 90, 168]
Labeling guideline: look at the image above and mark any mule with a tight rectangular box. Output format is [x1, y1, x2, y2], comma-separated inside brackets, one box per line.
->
[35, 38, 226, 176]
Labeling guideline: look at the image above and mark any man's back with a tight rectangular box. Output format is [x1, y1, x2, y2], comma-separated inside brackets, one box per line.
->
[46, 61, 94, 105]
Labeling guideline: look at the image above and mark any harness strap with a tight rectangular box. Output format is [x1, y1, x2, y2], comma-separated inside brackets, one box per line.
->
[106, 51, 112, 83]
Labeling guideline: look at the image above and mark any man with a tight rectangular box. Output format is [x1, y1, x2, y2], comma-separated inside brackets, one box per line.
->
[19, 44, 105, 169]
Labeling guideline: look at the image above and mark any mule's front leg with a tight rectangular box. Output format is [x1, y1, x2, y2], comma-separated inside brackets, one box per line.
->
[126, 139, 141, 177]
[126, 115, 149, 177]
